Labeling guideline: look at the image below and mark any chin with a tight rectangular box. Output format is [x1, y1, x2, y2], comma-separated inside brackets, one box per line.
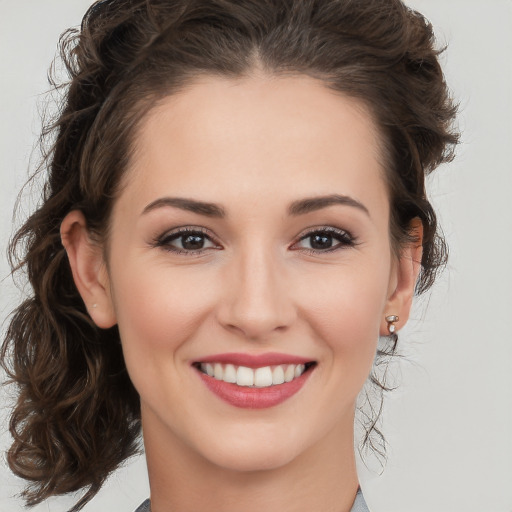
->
[183, 423, 301, 473]
[206, 443, 300, 473]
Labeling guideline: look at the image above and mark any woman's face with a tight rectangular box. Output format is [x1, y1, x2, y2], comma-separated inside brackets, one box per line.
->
[90, 75, 414, 471]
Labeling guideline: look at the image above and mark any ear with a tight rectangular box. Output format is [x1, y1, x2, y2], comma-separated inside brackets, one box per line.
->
[380, 218, 423, 336]
[60, 210, 117, 329]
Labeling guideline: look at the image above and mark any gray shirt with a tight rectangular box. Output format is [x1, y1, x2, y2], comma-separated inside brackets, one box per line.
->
[134, 488, 369, 511]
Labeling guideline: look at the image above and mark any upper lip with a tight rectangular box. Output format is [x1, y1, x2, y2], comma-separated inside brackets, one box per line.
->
[193, 352, 314, 368]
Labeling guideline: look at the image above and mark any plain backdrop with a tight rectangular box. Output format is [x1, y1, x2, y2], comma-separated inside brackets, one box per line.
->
[1, 1, 511, 511]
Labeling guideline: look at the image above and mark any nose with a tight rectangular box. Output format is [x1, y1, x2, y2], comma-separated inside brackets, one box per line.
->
[216, 246, 296, 341]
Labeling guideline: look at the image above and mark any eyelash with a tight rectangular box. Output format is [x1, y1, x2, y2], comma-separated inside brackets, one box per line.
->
[152, 227, 220, 256]
[152, 226, 357, 256]
[292, 226, 357, 255]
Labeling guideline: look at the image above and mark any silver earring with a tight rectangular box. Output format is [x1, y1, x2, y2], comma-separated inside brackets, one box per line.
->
[385, 315, 399, 334]
[91, 303, 98, 309]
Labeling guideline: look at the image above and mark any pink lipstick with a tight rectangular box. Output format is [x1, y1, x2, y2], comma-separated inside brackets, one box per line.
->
[193, 352, 316, 409]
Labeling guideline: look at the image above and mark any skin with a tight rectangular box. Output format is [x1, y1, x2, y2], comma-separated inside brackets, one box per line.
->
[61, 74, 422, 512]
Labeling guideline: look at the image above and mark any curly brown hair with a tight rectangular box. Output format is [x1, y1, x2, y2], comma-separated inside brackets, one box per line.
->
[1, 0, 458, 510]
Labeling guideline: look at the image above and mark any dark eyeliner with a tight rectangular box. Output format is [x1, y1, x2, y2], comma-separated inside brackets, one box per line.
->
[151, 226, 220, 255]
[292, 226, 357, 254]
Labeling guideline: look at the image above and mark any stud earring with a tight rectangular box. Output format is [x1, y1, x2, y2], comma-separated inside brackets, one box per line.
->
[91, 303, 98, 309]
[385, 315, 399, 334]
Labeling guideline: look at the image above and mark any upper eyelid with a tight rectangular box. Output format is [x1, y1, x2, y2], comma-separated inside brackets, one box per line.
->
[158, 226, 217, 240]
[157, 225, 352, 238]
[294, 225, 354, 241]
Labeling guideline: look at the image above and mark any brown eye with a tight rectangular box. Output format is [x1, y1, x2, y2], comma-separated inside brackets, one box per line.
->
[293, 228, 355, 253]
[155, 228, 220, 254]
[309, 233, 335, 250]
[179, 233, 208, 250]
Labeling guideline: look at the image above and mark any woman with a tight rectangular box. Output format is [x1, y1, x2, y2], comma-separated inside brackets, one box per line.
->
[1, 0, 458, 511]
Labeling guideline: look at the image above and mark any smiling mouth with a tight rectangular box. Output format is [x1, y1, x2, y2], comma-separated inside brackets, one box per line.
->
[193, 362, 317, 388]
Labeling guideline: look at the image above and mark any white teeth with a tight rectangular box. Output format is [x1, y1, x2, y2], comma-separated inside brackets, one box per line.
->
[223, 364, 237, 383]
[199, 362, 312, 387]
[214, 363, 223, 380]
[272, 365, 285, 385]
[284, 365, 295, 382]
[236, 366, 254, 386]
[254, 367, 273, 387]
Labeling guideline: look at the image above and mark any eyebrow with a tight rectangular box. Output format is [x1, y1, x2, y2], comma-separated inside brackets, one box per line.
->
[288, 194, 370, 217]
[142, 197, 226, 217]
[141, 194, 369, 218]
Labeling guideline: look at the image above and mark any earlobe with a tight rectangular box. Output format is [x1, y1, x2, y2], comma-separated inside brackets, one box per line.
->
[380, 218, 423, 336]
[60, 210, 117, 329]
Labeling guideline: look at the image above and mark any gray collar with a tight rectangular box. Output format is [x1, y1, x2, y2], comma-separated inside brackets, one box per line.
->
[135, 488, 369, 512]
[351, 488, 370, 512]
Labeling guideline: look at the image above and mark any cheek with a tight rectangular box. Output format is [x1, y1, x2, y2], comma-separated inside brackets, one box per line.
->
[110, 263, 217, 361]
[297, 256, 391, 374]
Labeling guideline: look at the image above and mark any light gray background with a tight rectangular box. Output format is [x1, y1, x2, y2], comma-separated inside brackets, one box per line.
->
[1, 1, 511, 511]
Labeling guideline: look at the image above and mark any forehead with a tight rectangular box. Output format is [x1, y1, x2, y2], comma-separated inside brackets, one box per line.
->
[120, 74, 389, 219]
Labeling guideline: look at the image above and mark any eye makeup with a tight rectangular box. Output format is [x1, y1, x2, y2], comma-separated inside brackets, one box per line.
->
[291, 226, 357, 255]
[149, 224, 358, 257]
[151, 226, 222, 256]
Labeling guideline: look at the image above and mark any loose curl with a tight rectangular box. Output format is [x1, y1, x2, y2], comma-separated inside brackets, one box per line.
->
[1, 0, 458, 509]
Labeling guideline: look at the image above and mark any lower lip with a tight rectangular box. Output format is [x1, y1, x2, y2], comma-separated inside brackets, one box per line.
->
[196, 367, 314, 409]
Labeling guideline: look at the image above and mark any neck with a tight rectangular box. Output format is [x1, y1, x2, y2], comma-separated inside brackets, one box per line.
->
[143, 408, 359, 512]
